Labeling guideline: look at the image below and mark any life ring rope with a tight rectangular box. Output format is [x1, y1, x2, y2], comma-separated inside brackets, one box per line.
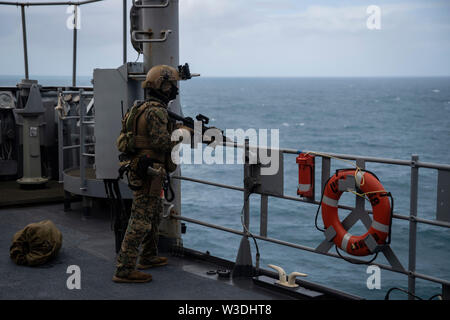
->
[349, 189, 387, 201]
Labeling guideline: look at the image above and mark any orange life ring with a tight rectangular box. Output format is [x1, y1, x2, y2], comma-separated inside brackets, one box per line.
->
[321, 169, 391, 256]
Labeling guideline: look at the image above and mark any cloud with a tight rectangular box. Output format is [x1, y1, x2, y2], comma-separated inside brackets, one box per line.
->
[179, 0, 450, 76]
[0, 0, 449, 77]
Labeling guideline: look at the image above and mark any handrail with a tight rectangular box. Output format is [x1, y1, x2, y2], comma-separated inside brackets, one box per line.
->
[170, 146, 450, 297]
[221, 141, 450, 171]
[132, 0, 170, 8]
[57, 89, 95, 184]
[131, 29, 172, 43]
[173, 175, 450, 229]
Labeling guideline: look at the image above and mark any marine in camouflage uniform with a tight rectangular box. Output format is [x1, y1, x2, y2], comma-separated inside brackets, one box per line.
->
[113, 65, 181, 283]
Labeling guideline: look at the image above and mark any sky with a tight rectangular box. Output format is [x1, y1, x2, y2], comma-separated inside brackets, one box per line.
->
[0, 0, 449, 77]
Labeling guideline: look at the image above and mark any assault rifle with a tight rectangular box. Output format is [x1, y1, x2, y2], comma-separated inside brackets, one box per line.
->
[130, 99, 231, 145]
[167, 110, 231, 145]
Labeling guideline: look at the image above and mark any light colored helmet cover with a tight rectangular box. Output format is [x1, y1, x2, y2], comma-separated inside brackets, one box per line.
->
[141, 65, 181, 90]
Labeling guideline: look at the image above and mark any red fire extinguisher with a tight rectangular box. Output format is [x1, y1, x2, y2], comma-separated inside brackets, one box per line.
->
[296, 153, 315, 200]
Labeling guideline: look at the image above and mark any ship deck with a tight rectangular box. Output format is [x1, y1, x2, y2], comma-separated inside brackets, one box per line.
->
[0, 201, 295, 300]
[0, 180, 65, 208]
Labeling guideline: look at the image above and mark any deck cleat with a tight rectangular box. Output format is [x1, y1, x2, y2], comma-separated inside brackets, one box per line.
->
[268, 264, 307, 288]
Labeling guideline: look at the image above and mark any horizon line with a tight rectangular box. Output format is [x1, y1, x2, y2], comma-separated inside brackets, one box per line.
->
[2, 74, 450, 79]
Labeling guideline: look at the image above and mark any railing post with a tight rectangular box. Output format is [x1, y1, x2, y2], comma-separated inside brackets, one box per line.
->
[78, 89, 92, 218]
[57, 88, 64, 183]
[72, 5, 78, 87]
[260, 194, 268, 237]
[408, 154, 419, 299]
[232, 138, 253, 278]
[20, 4, 29, 79]
[79, 89, 86, 191]
[243, 139, 251, 231]
[321, 156, 331, 193]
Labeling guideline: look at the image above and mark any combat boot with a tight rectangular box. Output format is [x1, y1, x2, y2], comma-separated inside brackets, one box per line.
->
[137, 256, 168, 269]
[112, 270, 153, 283]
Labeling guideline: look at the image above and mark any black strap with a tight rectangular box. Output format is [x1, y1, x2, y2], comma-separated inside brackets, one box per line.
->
[163, 173, 175, 202]
[103, 163, 134, 253]
[104, 179, 128, 253]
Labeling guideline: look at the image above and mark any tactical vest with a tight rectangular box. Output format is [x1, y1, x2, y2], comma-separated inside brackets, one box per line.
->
[116, 101, 166, 163]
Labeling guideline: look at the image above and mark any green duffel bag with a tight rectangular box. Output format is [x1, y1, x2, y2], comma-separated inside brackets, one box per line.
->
[10, 220, 63, 266]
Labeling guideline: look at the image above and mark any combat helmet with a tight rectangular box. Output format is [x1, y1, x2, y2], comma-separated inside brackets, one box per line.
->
[142, 65, 180, 92]
[142, 64, 194, 102]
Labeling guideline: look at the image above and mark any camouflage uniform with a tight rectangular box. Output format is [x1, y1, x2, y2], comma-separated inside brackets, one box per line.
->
[115, 97, 176, 278]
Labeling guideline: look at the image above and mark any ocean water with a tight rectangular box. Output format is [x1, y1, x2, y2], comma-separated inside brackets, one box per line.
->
[179, 77, 450, 300]
[2, 75, 449, 299]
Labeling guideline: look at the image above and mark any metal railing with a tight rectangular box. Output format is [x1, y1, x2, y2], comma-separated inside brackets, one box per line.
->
[169, 141, 450, 300]
[51, 88, 449, 299]
[56, 89, 95, 192]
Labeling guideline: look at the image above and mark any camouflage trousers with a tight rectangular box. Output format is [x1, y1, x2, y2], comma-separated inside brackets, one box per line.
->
[115, 174, 163, 277]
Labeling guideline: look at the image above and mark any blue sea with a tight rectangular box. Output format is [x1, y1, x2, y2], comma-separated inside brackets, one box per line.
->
[2, 75, 450, 299]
